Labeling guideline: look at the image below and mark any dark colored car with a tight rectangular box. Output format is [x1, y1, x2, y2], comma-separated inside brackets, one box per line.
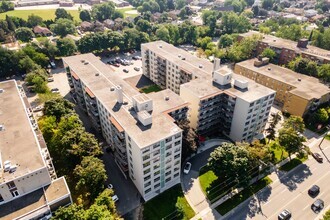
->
[311, 199, 324, 213]
[113, 63, 120, 67]
[278, 209, 291, 220]
[123, 69, 129, 73]
[308, 185, 320, 197]
[312, 152, 323, 163]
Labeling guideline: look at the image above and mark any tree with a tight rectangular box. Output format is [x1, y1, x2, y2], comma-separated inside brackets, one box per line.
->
[136, 19, 152, 33]
[91, 2, 115, 21]
[32, 75, 48, 93]
[220, 12, 251, 34]
[278, 127, 305, 159]
[43, 98, 75, 120]
[176, 119, 198, 161]
[57, 37, 77, 56]
[6, 15, 16, 31]
[15, 27, 34, 42]
[318, 64, 330, 82]
[79, 9, 91, 21]
[74, 156, 107, 200]
[197, 36, 212, 50]
[38, 115, 57, 142]
[279, 116, 306, 158]
[55, 8, 73, 20]
[276, 24, 304, 41]
[175, 0, 186, 9]
[52, 204, 85, 220]
[322, 209, 330, 220]
[27, 14, 43, 27]
[288, 57, 318, 77]
[261, 48, 276, 62]
[310, 108, 329, 125]
[265, 112, 281, 143]
[208, 143, 251, 187]
[261, 0, 274, 10]
[245, 140, 271, 162]
[252, 5, 259, 17]
[224, 0, 247, 13]
[218, 34, 235, 48]
[0, 0, 14, 13]
[50, 18, 76, 37]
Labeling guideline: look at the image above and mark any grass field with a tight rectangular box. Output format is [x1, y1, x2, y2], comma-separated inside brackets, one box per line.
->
[140, 84, 162, 94]
[279, 154, 308, 172]
[215, 177, 273, 215]
[143, 184, 195, 220]
[0, 7, 139, 21]
[269, 141, 289, 163]
[0, 9, 80, 21]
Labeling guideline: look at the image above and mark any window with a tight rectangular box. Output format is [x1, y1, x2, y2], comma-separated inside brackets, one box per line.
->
[144, 175, 151, 181]
[174, 172, 180, 178]
[154, 164, 160, 170]
[154, 170, 160, 176]
[144, 168, 151, 175]
[145, 188, 151, 194]
[144, 181, 151, 188]
[0, 194, 4, 202]
[165, 171, 171, 176]
[153, 150, 160, 156]
[154, 176, 160, 182]
[165, 177, 171, 183]
[174, 154, 180, 159]
[7, 181, 16, 190]
[11, 190, 19, 197]
[143, 155, 150, 161]
[154, 183, 160, 189]
[143, 161, 150, 168]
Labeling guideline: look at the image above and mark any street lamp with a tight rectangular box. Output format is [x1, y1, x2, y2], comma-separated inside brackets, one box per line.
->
[319, 131, 330, 148]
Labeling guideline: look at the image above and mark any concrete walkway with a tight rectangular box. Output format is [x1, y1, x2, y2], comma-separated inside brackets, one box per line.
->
[181, 139, 230, 220]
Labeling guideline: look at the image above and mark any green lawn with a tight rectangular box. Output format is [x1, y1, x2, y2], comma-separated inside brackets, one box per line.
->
[269, 141, 288, 163]
[279, 155, 308, 172]
[215, 177, 273, 215]
[117, 7, 139, 18]
[143, 184, 195, 220]
[0, 9, 80, 21]
[140, 84, 162, 94]
[199, 167, 218, 194]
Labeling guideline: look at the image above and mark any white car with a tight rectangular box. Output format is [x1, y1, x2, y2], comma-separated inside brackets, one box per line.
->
[47, 77, 54, 82]
[107, 184, 113, 189]
[112, 195, 119, 202]
[183, 162, 192, 174]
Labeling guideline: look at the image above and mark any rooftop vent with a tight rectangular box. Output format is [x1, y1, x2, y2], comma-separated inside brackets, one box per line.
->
[81, 59, 85, 63]
[0, 89, 4, 93]
[0, 125, 4, 131]
[199, 64, 203, 68]
[9, 165, 17, 173]
[268, 68, 271, 71]
[298, 78, 302, 81]
[181, 57, 186, 60]
[178, 54, 181, 58]
[84, 61, 89, 65]
[159, 44, 162, 48]
[165, 96, 169, 101]
[95, 73, 99, 76]
[273, 39, 276, 42]
[110, 87, 115, 91]
[4, 160, 11, 172]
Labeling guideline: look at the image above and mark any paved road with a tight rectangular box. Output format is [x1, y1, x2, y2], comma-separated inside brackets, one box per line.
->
[223, 141, 330, 220]
[182, 139, 229, 219]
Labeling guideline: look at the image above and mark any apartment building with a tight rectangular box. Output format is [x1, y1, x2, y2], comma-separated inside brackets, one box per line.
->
[63, 54, 189, 201]
[0, 80, 71, 220]
[235, 58, 330, 117]
[142, 41, 276, 142]
[238, 30, 330, 65]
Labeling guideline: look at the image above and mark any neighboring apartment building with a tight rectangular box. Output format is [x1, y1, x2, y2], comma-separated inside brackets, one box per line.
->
[142, 41, 276, 142]
[63, 54, 189, 201]
[238, 30, 330, 65]
[235, 57, 330, 117]
[0, 80, 72, 220]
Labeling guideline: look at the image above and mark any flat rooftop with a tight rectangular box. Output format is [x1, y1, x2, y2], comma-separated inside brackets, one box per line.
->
[240, 31, 330, 60]
[142, 41, 213, 78]
[236, 59, 330, 100]
[63, 54, 188, 148]
[0, 80, 45, 183]
[181, 65, 275, 102]
[0, 177, 70, 220]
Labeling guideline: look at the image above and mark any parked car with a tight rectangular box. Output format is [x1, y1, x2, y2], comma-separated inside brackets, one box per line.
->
[183, 162, 192, 174]
[49, 61, 56, 69]
[278, 209, 291, 220]
[123, 69, 129, 73]
[51, 88, 60, 93]
[132, 56, 141, 60]
[134, 67, 140, 71]
[312, 152, 323, 163]
[107, 184, 113, 189]
[113, 63, 120, 67]
[311, 199, 324, 213]
[47, 77, 54, 82]
[33, 106, 44, 112]
[308, 185, 320, 197]
[112, 195, 119, 202]
[107, 60, 114, 65]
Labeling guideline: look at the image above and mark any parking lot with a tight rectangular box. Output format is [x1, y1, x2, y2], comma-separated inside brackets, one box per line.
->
[100, 51, 143, 80]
